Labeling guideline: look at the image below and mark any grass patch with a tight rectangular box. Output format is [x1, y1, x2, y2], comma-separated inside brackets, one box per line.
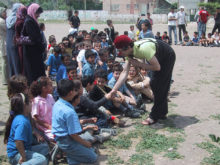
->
[210, 114, 220, 121]
[104, 134, 132, 149]
[164, 150, 184, 160]
[196, 80, 210, 85]
[129, 152, 154, 165]
[107, 153, 124, 165]
[197, 142, 220, 165]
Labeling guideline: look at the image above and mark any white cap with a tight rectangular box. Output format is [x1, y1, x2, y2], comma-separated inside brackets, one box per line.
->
[180, 6, 184, 9]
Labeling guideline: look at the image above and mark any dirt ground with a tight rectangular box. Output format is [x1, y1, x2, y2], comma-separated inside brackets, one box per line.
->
[0, 22, 220, 165]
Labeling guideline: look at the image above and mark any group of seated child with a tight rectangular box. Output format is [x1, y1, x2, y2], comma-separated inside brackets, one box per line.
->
[4, 22, 155, 165]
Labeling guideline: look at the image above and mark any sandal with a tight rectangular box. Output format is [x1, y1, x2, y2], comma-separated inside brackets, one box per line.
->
[141, 118, 156, 125]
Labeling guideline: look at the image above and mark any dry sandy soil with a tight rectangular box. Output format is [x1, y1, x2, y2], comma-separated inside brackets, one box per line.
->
[0, 22, 220, 165]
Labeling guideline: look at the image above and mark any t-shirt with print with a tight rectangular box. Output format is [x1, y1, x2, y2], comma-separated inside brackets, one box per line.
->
[7, 115, 32, 158]
[199, 10, 210, 23]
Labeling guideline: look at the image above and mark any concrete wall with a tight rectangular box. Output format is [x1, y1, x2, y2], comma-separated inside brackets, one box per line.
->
[38, 10, 169, 23]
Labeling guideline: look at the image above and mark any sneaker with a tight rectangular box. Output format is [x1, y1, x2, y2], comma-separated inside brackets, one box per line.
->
[125, 110, 141, 118]
[95, 132, 111, 143]
[100, 128, 117, 136]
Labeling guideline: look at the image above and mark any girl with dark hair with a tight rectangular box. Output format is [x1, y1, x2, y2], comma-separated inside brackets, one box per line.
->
[23, 3, 45, 84]
[4, 93, 49, 165]
[30, 76, 55, 141]
[7, 75, 28, 99]
[138, 20, 154, 39]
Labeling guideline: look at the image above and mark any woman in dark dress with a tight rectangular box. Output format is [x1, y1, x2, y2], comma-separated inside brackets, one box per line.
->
[15, 6, 27, 74]
[6, 3, 22, 77]
[112, 35, 176, 125]
[23, 3, 45, 84]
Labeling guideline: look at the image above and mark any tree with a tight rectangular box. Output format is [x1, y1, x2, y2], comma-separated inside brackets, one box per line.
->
[199, 1, 220, 14]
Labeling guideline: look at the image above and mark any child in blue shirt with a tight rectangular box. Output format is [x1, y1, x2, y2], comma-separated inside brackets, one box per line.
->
[52, 79, 97, 165]
[139, 21, 154, 39]
[82, 49, 96, 78]
[101, 35, 109, 48]
[56, 54, 71, 83]
[97, 48, 108, 71]
[46, 45, 62, 81]
[191, 32, 200, 46]
[5, 93, 49, 165]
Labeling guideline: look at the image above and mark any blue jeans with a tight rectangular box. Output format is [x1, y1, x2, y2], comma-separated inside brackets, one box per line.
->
[168, 25, 177, 44]
[198, 22, 206, 39]
[9, 143, 49, 165]
[56, 136, 97, 165]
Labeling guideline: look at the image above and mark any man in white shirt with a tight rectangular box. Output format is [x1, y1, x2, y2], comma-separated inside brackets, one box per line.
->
[168, 7, 178, 45]
[177, 6, 187, 44]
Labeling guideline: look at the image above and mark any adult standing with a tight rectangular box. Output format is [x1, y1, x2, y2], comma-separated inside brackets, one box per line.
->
[112, 35, 176, 125]
[6, 3, 22, 77]
[69, 10, 80, 31]
[15, 6, 27, 74]
[168, 7, 178, 45]
[212, 7, 220, 35]
[177, 6, 187, 44]
[198, 7, 210, 39]
[0, 7, 9, 85]
[23, 3, 45, 84]
[147, 12, 153, 28]
[194, 7, 202, 32]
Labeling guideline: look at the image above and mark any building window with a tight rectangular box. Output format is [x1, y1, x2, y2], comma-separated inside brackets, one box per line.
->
[134, 4, 139, 9]
[111, 4, 120, 11]
[127, 4, 130, 9]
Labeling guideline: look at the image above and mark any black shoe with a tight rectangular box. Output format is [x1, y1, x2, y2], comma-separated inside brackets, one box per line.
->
[134, 108, 145, 115]
[125, 110, 141, 118]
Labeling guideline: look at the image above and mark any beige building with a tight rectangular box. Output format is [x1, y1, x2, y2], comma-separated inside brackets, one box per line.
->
[103, 0, 157, 15]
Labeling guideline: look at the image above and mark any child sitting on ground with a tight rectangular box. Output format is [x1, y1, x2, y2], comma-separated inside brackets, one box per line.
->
[82, 49, 96, 78]
[46, 45, 62, 81]
[107, 57, 115, 80]
[89, 69, 141, 118]
[126, 65, 154, 101]
[199, 32, 208, 46]
[5, 93, 49, 165]
[182, 31, 191, 46]
[139, 21, 154, 39]
[97, 48, 109, 71]
[207, 33, 213, 46]
[211, 31, 220, 46]
[52, 79, 97, 164]
[155, 32, 162, 40]
[30, 77, 55, 141]
[101, 35, 109, 48]
[56, 54, 71, 83]
[162, 31, 170, 44]
[67, 64, 78, 80]
[108, 63, 137, 106]
[191, 32, 200, 46]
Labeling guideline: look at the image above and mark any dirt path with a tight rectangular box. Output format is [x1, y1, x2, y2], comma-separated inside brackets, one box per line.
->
[0, 23, 220, 165]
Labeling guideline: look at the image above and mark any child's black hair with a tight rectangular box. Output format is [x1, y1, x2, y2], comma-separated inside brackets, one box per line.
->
[75, 35, 84, 43]
[61, 54, 70, 61]
[85, 49, 96, 60]
[66, 64, 77, 73]
[99, 48, 109, 57]
[95, 69, 108, 81]
[54, 45, 61, 54]
[7, 75, 28, 99]
[57, 79, 75, 97]
[49, 35, 56, 44]
[72, 50, 79, 58]
[4, 93, 29, 144]
[107, 56, 115, 62]
[107, 20, 112, 26]
[81, 76, 95, 88]
[124, 31, 128, 35]
[62, 37, 69, 42]
[112, 63, 123, 72]
[164, 31, 167, 34]
[39, 23, 45, 30]
[30, 76, 50, 97]
[194, 32, 198, 35]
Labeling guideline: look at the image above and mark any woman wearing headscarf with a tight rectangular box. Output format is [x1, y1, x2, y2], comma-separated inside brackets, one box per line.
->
[15, 6, 27, 74]
[0, 7, 9, 85]
[6, 3, 22, 77]
[23, 3, 45, 84]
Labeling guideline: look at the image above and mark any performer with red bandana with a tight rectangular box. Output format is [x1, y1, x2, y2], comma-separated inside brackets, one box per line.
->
[111, 35, 176, 125]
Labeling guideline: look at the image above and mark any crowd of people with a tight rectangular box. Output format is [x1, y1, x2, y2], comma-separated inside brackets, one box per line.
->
[0, 2, 218, 165]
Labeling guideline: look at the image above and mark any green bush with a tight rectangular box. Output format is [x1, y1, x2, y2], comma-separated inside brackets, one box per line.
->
[198, 2, 220, 14]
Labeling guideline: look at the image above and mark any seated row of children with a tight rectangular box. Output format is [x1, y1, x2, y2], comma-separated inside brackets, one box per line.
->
[154, 31, 220, 47]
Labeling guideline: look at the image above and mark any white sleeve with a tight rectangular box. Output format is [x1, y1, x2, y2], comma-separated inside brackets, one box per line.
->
[77, 50, 85, 62]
